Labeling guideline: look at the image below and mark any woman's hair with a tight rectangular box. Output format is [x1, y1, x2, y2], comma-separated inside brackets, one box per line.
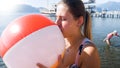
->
[58, 0, 92, 40]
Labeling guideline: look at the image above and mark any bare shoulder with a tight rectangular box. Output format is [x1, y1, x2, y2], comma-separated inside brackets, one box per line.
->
[83, 43, 98, 56]
[79, 43, 101, 68]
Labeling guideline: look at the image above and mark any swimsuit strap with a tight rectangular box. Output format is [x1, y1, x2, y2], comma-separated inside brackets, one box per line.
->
[69, 38, 92, 68]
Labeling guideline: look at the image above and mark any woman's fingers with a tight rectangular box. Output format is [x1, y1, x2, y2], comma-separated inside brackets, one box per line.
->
[36, 63, 47, 68]
[58, 55, 62, 63]
[36, 55, 62, 68]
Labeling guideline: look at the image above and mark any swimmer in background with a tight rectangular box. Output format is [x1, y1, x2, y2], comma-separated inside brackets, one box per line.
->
[103, 30, 120, 46]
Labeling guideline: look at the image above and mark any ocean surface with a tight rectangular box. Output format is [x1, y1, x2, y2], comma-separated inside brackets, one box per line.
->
[0, 13, 120, 68]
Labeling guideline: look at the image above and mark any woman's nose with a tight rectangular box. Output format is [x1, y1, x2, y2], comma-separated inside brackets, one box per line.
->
[55, 18, 62, 29]
[55, 18, 61, 25]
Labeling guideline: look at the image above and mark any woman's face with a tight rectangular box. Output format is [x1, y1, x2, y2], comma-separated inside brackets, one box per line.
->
[55, 4, 79, 37]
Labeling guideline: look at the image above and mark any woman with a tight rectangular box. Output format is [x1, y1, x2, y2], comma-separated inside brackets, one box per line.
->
[103, 30, 120, 46]
[37, 0, 100, 68]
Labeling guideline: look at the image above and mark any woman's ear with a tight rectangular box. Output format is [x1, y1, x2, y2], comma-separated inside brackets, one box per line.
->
[77, 16, 84, 27]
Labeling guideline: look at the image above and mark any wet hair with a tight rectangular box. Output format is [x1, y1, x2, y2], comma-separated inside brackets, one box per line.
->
[58, 0, 92, 40]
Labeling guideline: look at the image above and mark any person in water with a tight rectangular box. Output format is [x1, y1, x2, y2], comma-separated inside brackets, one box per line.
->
[103, 30, 120, 46]
[37, 0, 100, 68]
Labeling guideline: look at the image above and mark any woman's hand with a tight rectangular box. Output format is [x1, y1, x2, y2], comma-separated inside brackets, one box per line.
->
[36, 55, 62, 68]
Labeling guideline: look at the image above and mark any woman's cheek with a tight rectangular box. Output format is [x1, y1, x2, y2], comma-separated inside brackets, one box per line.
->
[62, 21, 68, 27]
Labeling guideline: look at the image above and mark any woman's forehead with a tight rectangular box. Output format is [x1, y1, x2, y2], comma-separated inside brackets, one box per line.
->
[56, 4, 69, 16]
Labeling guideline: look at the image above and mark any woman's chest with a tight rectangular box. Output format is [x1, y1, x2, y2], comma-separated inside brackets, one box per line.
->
[61, 48, 78, 66]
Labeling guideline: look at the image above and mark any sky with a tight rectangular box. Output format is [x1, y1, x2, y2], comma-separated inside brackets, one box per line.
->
[0, 0, 120, 11]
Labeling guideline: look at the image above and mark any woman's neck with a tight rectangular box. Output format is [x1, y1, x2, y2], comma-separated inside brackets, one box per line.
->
[65, 34, 84, 49]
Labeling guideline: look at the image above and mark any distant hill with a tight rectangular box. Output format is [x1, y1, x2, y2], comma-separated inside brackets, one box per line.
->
[37, 7, 49, 12]
[12, 4, 40, 13]
[96, 1, 120, 12]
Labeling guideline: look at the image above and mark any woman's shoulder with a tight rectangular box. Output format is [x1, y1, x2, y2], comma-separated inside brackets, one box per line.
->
[81, 39, 98, 59]
[82, 43, 97, 56]
[81, 38, 97, 54]
[79, 41, 100, 68]
[81, 38, 98, 56]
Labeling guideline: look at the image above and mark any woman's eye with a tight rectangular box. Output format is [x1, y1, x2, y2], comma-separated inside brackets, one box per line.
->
[62, 18, 67, 21]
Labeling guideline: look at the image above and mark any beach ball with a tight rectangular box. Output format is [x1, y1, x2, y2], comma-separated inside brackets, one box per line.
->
[0, 14, 65, 68]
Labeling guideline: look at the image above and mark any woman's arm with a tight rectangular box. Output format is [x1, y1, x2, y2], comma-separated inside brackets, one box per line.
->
[116, 33, 120, 37]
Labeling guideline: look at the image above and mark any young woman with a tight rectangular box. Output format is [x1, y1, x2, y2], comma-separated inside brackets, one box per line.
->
[37, 0, 100, 68]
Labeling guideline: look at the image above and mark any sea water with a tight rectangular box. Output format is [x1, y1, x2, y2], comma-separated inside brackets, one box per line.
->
[0, 13, 120, 68]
